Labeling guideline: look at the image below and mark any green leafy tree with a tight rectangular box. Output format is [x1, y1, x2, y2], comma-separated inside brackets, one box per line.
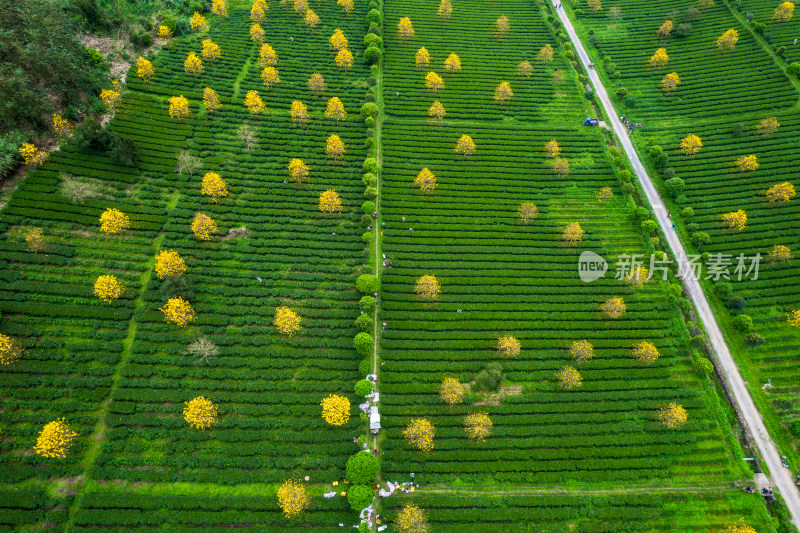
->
[346, 452, 379, 484]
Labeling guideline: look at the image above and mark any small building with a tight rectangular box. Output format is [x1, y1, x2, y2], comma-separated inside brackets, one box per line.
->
[370, 411, 381, 434]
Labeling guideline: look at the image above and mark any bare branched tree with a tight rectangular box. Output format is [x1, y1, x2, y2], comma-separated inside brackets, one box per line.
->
[177, 150, 202, 176]
[237, 125, 258, 152]
[60, 173, 99, 204]
[185, 336, 219, 365]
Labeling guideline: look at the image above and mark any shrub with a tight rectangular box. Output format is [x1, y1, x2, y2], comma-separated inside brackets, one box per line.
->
[356, 274, 379, 294]
[83, 48, 107, 70]
[359, 295, 375, 313]
[0, 131, 23, 178]
[361, 102, 379, 119]
[362, 172, 377, 186]
[732, 315, 752, 332]
[618, 169, 631, 182]
[347, 485, 374, 511]
[354, 379, 374, 396]
[363, 45, 381, 65]
[714, 282, 733, 300]
[364, 33, 382, 48]
[346, 452, 378, 484]
[788, 62, 800, 76]
[744, 333, 765, 347]
[354, 314, 373, 332]
[696, 358, 714, 375]
[358, 359, 371, 375]
[365, 116, 376, 128]
[681, 207, 694, 219]
[366, 9, 381, 26]
[476, 362, 503, 392]
[363, 158, 378, 173]
[728, 297, 746, 311]
[665, 177, 685, 197]
[364, 186, 377, 200]
[788, 421, 800, 438]
[362, 200, 376, 214]
[354, 332, 374, 356]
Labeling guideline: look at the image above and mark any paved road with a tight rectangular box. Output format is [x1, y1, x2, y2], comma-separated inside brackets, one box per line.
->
[553, 2, 800, 527]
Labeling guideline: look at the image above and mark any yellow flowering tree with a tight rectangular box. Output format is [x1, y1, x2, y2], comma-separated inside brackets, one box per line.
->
[588, 0, 602, 11]
[756, 116, 779, 137]
[293, 0, 309, 14]
[625, 266, 649, 287]
[336, 48, 354, 68]
[444, 53, 461, 73]
[544, 139, 560, 158]
[597, 186, 613, 202]
[251, 23, 265, 42]
[464, 412, 492, 440]
[0, 334, 22, 365]
[415, 167, 437, 192]
[288, 158, 310, 183]
[766, 182, 795, 203]
[326, 135, 345, 160]
[169, 95, 190, 119]
[735, 154, 759, 172]
[308, 73, 327, 95]
[291, 100, 308, 125]
[648, 48, 669, 68]
[259, 43, 278, 66]
[403, 418, 434, 451]
[136, 57, 155, 81]
[338, 0, 354, 14]
[320, 394, 351, 425]
[330, 29, 348, 50]
[454, 134, 475, 156]
[439, 377, 465, 405]
[680, 134, 702, 156]
[304, 9, 320, 28]
[538, 43, 554, 61]
[633, 341, 660, 364]
[496, 15, 510, 36]
[192, 212, 218, 240]
[659, 402, 687, 429]
[183, 396, 218, 429]
[722, 209, 747, 231]
[788, 309, 800, 328]
[601, 297, 626, 318]
[557, 366, 582, 389]
[261, 66, 281, 89]
[768, 245, 792, 263]
[660, 72, 681, 92]
[190, 12, 209, 32]
[319, 189, 343, 214]
[518, 202, 538, 223]
[774, 1, 794, 20]
[497, 335, 520, 357]
[19, 143, 47, 166]
[201, 172, 228, 203]
[52, 114, 73, 136]
[518, 60, 533, 77]
[94, 275, 124, 302]
[212, 0, 228, 17]
[203, 88, 221, 112]
[416, 47, 430, 68]
[154, 250, 187, 278]
[244, 90, 266, 114]
[158, 25, 173, 39]
[277, 479, 311, 519]
[425, 71, 445, 92]
[724, 520, 757, 533]
[396, 505, 430, 533]
[34, 419, 78, 459]
[201, 39, 221, 63]
[160, 297, 195, 327]
[100, 89, 121, 112]
[570, 340, 594, 363]
[552, 157, 570, 177]
[325, 97, 347, 120]
[274, 306, 301, 335]
[398, 17, 415, 38]
[438, 0, 452, 17]
[494, 82, 513, 104]
[99, 208, 130, 234]
[657, 20, 673, 40]
[717, 29, 739, 50]
[185, 52, 204, 77]
[563, 222, 584, 245]
[24, 227, 46, 252]
[415, 274, 440, 300]
[429, 100, 446, 121]
[251, 2, 266, 23]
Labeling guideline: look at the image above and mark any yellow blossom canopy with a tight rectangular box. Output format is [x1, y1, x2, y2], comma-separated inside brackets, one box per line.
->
[183, 396, 218, 429]
[320, 394, 351, 425]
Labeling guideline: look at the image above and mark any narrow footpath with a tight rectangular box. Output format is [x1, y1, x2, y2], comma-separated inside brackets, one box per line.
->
[553, 2, 800, 527]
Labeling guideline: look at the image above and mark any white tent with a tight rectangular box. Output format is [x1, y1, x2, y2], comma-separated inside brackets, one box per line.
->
[369, 411, 381, 433]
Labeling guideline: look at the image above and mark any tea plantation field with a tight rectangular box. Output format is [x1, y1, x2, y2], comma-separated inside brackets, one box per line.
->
[0, 0, 792, 530]
[567, 0, 800, 476]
